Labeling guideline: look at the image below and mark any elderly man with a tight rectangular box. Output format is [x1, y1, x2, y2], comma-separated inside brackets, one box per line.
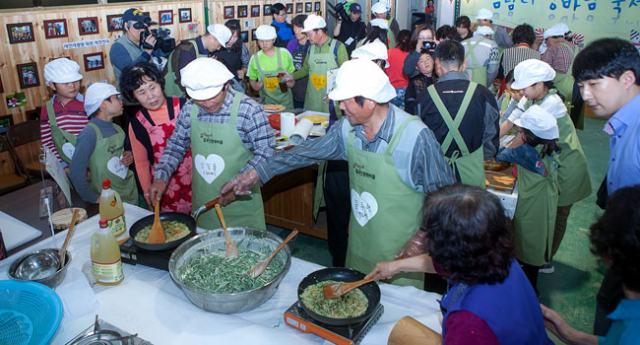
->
[164, 24, 232, 97]
[221, 59, 454, 288]
[149, 58, 275, 230]
[461, 25, 499, 87]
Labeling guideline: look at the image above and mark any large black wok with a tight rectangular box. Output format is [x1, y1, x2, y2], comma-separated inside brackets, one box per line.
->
[297, 267, 381, 326]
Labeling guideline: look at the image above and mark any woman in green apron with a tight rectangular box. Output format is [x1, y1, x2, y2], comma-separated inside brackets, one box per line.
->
[248, 25, 295, 109]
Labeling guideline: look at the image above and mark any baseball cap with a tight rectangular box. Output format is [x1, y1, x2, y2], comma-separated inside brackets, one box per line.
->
[207, 24, 232, 46]
[370, 18, 389, 30]
[371, 2, 388, 14]
[256, 25, 277, 40]
[349, 3, 362, 14]
[351, 40, 390, 68]
[329, 59, 396, 103]
[123, 8, 150, 23]
[302, 14, 327, 32]
[475, 26, 494, 37]
[511, 59, 556, 90]
[180, 58, 234, 100]
[514, 105, 559, 140]
[44, 58, 83, 87]
[476, 8, 493, 21]
[544, 23, 570, 39]
[85, 83, 119, 115]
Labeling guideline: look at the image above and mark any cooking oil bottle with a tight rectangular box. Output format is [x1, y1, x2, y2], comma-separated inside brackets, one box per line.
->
[91, 218, 124, 285]
[99, 178, 126, 237]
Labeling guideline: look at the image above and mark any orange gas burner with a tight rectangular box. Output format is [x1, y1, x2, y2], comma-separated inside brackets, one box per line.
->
[284, 302, 384, 345]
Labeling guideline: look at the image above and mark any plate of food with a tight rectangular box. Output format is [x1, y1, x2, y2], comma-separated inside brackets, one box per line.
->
[263, 104, 286, 113]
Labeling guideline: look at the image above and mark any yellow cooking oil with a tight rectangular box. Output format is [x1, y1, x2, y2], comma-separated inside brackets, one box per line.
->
[91, 218, 124, 285]
[99, 178, 126, 237]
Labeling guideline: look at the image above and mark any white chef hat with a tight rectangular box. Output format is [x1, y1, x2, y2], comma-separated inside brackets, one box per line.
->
[207, 24, 232, 46]
[351, 40, 390, 68]
[514, 105, 559, 140]
[180, 58, 234, 100]
[370, 18, 389, 30]
[44, 58, 83, 87]
[543, 23, 570, 39]
[329, 59, 396, 103]
[475, 26, 494, 37]
[476, 8, 493, 21]
[84, 83, 119, 115]
[511, 59, 556, 90]
[256, 25, 277, 40]
[371, 2, 388, 14]
[302, 14, 327, 32]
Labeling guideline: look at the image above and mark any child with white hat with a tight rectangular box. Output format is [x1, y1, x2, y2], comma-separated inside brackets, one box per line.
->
[70, 83, 138, 205]
[41, 58, 88, 169]
[248, 25, 295, 109]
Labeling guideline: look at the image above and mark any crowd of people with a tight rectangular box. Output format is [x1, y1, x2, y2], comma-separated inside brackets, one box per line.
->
[38, 3, 639, 343]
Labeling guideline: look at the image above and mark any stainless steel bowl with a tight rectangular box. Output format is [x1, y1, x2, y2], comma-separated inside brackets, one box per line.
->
[7, 248, 72, 288]
[169, 227, 291, 314]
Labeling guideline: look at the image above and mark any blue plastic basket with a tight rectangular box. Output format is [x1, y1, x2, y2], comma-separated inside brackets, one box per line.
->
[0, 280, 63, 345]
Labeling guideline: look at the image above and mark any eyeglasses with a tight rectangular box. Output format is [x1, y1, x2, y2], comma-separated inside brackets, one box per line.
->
[418, 36, 432, 40]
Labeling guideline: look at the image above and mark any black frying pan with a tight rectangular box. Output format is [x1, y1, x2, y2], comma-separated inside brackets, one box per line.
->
[297, 267, 381, 326]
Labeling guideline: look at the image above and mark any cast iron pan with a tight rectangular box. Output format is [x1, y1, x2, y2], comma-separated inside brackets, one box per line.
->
[129, 212, 197, 251]
[297, 267, 381, 326]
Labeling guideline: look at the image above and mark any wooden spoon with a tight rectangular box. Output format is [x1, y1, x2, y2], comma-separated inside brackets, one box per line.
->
[214, 204, 239, 258]
[58, 208, 79, 268]
[147, 200, 166, 244]
[248, 229, 299, 278]
[323, 278, 376, 299]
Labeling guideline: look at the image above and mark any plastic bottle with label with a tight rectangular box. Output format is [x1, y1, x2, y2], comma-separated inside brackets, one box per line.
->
[99, 178, 126, 237]
[91, 218, 124, 285]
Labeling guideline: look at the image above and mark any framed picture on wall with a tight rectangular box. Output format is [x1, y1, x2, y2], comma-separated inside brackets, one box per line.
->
[83, 52, 104, 72]
[296, 3, 303, 13]
[237, 5, 248, 18]
[106, 15, 124, 32]
[43, 19, 68, 39]
[159, 10, 173, 25]
[179, 8, 192, 23]
[240, 30, 248, 43]
[251, 5, 261, 18]
[286, 3, 293, 14]
[0, 115, 14, 130]
[17, 62, 40, 89]
[25, 108, 40, 122]
[264, 4, 272, 16]
[7, 23, 35, 44]
[251, 28, 257, 41]
[315, 1, 321, 11]
[78, 17, 99, 36]
[224, 6, 235, 19]
[305, 2, 313, 12]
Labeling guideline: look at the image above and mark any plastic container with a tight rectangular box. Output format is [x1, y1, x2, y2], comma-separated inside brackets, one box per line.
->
[99, 178, 126, 237]
[90, 218, 124, 285]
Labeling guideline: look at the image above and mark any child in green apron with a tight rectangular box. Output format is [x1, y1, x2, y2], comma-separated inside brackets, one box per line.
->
[248, 25, 295, 109]
[70, 83, 138, 205]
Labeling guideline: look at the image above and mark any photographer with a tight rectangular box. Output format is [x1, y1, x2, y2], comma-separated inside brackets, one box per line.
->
[333, 2, 366, 57]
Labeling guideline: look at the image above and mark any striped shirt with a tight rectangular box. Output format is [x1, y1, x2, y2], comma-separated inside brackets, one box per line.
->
[541, 39, 577, 74]
[154, 88, 275, 183]
[39, 95, 88, 167]
[501, 46, 541, 77]
[256, 106, 454, 194]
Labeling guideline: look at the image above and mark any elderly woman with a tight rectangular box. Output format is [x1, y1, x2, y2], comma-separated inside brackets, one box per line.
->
[367, 184, 552, 344]
[120, 62, 192, 212]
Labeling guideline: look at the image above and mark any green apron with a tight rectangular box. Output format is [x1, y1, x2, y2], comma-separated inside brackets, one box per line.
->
[304, 39, 339, 114]
[513, 148, 558, 266]
[553, 42, 580, 118]
[465, 37, 488, 86]
[345, 117, 425, 289]
[46, 100, 79, 165]
[427, 83, 486, 187]
[387, 17, 396, 49]
[164, 40, 208, 98]
[190, 92, 266, 230]
[253, 48, 294, 109]
[87, 122, 138, 205]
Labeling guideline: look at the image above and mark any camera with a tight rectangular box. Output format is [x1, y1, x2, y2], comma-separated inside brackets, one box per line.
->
[332, 2, 350, 21]
[136, 19, 176, 55]
[421, 41, 437, 50]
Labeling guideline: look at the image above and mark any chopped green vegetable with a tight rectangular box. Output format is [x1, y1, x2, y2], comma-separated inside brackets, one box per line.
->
[300, 280, 368, 318]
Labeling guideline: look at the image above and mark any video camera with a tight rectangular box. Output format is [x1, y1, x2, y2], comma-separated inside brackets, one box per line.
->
[135, 18, 176, 55]
[327, 2, 350, 22]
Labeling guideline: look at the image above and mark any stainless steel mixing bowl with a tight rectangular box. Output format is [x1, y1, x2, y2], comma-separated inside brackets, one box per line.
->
[7, 248, 72, 288]
[169, 227, 292, 314]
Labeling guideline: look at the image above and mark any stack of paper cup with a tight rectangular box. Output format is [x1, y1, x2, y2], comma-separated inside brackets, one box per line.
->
[290, 119, 314, 145]
[280, 113, 296, 138]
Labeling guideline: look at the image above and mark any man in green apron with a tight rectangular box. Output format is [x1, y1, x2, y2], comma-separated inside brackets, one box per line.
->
[293, 15, 349, 113]
[420, 40, 500, 187]
[149, 58, 276, 230]
[163, 24, 232, 97]
[221, 59, 454, 289]
[474, 8, 514, 51]
[461, 26, 499, 87]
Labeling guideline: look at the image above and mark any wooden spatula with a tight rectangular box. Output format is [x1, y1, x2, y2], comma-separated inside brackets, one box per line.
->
[248, 229, 299, 278]
[59, 208, 79, 268]
[147, 200, 166, 244]
[323, 278, 375, 299]
[214, 204, 239, 258]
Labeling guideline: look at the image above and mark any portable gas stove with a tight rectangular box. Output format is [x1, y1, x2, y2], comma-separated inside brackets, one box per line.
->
[119, 239, 172, 271]
[65, 316, 153, 345]
[284, 301, 384, 345]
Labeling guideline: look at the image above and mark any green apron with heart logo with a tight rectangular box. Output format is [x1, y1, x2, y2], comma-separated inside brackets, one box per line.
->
[304, 39, 339, 114]
[87, 122, 138, 205]
[253, 48, 294, 109]
[465, 37, 488, 86]
[190, 92, 266, 230]
[427, 83, 486, 188]
[46, 100, 79, 165]
[345, 116, 425, 289]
